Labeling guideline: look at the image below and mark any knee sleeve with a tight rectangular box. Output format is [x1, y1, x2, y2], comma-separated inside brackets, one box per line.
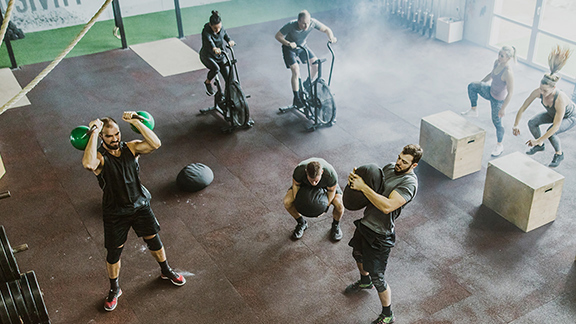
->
[144, 235, 163, 251]
[370, 273, 388, 293]
[106, 246, 124, 264]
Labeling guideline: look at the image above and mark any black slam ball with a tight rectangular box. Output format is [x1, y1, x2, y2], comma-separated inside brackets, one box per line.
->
[177, 163, 214, 192]
[293, 186, 330, 217]
[343, 163, 385, 211]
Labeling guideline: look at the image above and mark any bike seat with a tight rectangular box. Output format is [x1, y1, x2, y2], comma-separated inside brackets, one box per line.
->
[312, 58, 327, 65]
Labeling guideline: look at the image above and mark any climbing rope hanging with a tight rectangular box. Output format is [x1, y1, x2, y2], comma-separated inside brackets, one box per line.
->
[0, 0, 15, 51]
[0, 0, 114, 116]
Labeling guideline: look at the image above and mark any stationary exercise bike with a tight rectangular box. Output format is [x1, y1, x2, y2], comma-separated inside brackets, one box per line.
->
[200, 45, 254, 133]
[279, 42, 336, 131]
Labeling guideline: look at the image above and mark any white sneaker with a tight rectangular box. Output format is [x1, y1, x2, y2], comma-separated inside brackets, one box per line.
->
[461, 109, 478, 117]
[491, 144, 504, 157]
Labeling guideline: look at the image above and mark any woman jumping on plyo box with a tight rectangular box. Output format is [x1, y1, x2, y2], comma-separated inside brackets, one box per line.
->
[462, 45, 516, 157]
[200, 10, 235, 96]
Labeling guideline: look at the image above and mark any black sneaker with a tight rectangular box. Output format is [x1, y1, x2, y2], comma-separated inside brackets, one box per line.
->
[292, 221, 308, 239]
[161, 269, 186, 286]
[104, 289, 122, 311]
[344, 279, 373, 294]
[292, 95, 305, 108]
[526, 144, 545, 155]
[371, 312, 395, 324]
[205, 82, 215, 96]
[331, 223, 342, 241]
[549, 153, 564, 168]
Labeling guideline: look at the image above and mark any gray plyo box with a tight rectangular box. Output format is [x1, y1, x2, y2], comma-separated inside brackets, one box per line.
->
[482, 152, 564, 232]
[419, 110, 486, 179]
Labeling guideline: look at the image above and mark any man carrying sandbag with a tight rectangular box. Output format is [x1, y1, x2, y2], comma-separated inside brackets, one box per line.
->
[344, 144, 422, 324]
[283, 157, 344, 241]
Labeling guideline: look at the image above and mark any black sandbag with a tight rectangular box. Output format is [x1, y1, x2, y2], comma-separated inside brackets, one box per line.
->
[343, 163, 385, 211]
[294, 186, 329, 217]
[176, 163, 214, 192]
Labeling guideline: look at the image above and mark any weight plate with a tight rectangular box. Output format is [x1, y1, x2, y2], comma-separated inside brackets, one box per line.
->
[8, 280, 32, 324]
[0, 289, 12, 324]
[27, 272, 50, 323]
[0, 248, 9, 283]
[0, 282, 20, 324]
[20, 272, 40, 324]
[0, 227, 20, 282]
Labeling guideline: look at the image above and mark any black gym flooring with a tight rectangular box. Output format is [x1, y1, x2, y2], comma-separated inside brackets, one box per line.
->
[2, 5, 576, 324]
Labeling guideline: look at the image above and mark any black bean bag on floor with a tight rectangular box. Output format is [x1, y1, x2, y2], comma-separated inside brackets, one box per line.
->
[176, 163, 214, 192]
[343, 163, 385, 211]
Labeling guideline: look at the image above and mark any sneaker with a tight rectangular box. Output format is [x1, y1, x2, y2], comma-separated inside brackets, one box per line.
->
[204, 82, 215, 96]
[461, 108, 478, 117]
[161, 269, 186, 286]
[331, 223, 343, 241]
[549, 153, 564, 168]
[104, 289, 122, 312]
[491, 144, 504, 157]
[344, 279, 373, 294]
[292, 221, 308, 239]
[372, 312, 395, 324]
[292, 95, 305, 108]
[526, 144, 545, 155]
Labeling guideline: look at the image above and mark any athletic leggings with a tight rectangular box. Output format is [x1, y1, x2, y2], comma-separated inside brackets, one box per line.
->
[200, 55, 229, 82]
[468, 82, 505, 142]
[528, 112, 576, 152]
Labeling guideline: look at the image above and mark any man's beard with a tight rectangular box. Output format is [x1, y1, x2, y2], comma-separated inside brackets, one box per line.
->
[394, 164, 411, 174]
[103, 141, 120, 150]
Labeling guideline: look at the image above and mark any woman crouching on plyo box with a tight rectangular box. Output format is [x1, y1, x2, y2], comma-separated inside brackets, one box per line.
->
[512, 45, 575, 168]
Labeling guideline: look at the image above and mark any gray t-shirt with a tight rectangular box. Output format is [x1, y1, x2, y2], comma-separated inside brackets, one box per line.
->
[360, 162, 418, 239]
[292, 157, 338, 188]
[279, 18, 324, 46]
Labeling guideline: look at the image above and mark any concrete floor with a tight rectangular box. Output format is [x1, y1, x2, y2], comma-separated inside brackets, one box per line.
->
[1, 4, 576, 324]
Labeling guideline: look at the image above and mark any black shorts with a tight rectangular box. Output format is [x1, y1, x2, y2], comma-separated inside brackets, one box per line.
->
[103, 205, 161, 249]
[282, 45, 317, 68]
[348, 220, 391, 275]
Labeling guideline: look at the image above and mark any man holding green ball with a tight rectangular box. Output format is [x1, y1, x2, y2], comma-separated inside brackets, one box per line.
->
[82, 111, 185, 312]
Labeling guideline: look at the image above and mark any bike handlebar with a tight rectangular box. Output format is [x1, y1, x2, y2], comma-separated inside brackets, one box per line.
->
[295, 41, 336, 86]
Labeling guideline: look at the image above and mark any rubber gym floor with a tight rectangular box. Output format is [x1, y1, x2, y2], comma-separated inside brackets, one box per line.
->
[2, 3, 576, 324]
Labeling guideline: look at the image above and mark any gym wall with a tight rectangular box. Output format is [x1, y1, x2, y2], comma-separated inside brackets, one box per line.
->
[0, 0, 228, 33]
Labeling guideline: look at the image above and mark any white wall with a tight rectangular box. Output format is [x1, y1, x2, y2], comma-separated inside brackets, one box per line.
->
[0, 0, 227, 33]
[463, 0, 494, 46]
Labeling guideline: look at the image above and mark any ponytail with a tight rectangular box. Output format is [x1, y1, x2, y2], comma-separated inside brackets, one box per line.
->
[541, 45, 573, 86]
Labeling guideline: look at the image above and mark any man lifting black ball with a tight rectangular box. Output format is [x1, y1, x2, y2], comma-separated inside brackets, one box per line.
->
[283, 157, 344, 241]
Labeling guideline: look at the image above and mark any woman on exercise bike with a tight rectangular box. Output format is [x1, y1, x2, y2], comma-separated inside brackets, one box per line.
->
[200, 10, 235, 96]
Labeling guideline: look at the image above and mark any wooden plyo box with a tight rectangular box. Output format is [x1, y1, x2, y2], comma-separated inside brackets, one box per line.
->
[482, 152, 564, 232]
[0, 152, 5, 180]
[419, 110, 486, 179]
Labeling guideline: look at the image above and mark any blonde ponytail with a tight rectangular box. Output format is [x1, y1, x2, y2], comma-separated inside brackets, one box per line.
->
[541, 45, 573, 86]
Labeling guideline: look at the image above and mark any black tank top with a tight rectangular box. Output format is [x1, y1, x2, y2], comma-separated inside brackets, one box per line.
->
[97, 142, 150, 215]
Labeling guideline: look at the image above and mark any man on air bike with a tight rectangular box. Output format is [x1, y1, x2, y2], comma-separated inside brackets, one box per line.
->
[275, 10, 337, 108]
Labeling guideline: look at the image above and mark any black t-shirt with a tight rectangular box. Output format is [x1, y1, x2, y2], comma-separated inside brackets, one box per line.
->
[200, 23, 231, 59]
[97, 142, 151, 215]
